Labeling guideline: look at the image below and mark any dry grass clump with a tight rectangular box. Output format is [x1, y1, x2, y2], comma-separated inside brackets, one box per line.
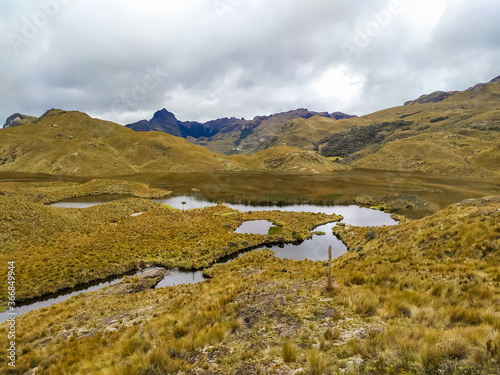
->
[281, 340, 297, 363]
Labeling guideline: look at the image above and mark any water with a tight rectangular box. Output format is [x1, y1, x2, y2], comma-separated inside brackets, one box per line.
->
[154, 269, 205, 288]
[3, 196, 395, 322]
[51, 195, 397, 227]
[1, 268, 206, 323]
[235, 220, 274, 235]
[270, 222, 347, 261]
[0, 273, 131, 323]
[232, 219, 347, 261]
[50, 194, 133, 208]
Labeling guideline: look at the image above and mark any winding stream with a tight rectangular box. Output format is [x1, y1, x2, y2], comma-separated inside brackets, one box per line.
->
[1, 196, 397, 322]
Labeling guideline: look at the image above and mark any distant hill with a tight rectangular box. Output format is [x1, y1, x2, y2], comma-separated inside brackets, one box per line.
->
[313, 78, 500, 177]
[0, 109, 338, 175]
[0, 109, 228, 175]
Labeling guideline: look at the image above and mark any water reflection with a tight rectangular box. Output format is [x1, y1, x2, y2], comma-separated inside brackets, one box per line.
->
[269, 223, 347, 261]
[50, 195, 398, 227]
[0, 268, 206, 323]
[234, 220, 274, 235]
[153, 196, 398, 227]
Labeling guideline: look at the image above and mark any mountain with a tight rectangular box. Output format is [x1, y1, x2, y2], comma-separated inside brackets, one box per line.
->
[3, 113, 37, 128]
[0, 109, 338, 175]
[313, 77, 500, 177]
[0, 109, 228, 175]
[403, 90, 458, 105]
[126, 108, 357, 155]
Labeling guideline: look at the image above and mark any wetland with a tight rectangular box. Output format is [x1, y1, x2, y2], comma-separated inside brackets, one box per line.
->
[0, 171, 499, 374]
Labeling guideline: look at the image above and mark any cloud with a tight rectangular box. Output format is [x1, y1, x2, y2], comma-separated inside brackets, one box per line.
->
[1, 0, 499, 126]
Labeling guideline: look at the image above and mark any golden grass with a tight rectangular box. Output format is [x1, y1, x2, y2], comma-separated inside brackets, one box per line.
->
[0, 181, 341, 303]
[0, 182, 499, 373]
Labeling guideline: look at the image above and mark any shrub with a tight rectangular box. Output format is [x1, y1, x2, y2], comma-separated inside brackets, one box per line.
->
[349, 291, 380, 316]
[430, 116, 448, 123]
[440, 337, 472, 360]
[324, 327, 342, 341]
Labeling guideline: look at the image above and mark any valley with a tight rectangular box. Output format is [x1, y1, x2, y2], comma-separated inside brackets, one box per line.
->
[0, 77, 499, 374]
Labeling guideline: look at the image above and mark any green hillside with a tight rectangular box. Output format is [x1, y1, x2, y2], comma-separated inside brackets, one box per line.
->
[0, 109, 227, 175]
[1, 78, 499, 177]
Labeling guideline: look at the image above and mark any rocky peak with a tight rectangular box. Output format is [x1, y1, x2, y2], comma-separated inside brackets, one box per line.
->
[126, 108, 182, 137]
[3, 113, 37, 129]
[404, 91, 458, 106]
[330, 111, 358, 120]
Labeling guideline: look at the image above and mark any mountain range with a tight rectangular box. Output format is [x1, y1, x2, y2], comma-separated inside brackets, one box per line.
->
[126, 108, 357, 155]
[1, 76, 499, 177]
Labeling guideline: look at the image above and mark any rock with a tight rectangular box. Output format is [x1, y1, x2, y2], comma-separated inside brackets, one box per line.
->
[104, 267, 166, 295]
[456, 196, 500, 207]
[330, 111, 357, 120]
[490, 75, 500, 83]
[404, 90, 458, 105]
[23, 368, 39, 375]
[3, 113, 37, 129]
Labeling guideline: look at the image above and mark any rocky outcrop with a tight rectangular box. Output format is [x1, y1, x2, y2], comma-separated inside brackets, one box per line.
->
[490, 75, 500, 83]
[330, 111, 358, 120]
[3, 113, 37, 129]
[404, 91, 458, 106]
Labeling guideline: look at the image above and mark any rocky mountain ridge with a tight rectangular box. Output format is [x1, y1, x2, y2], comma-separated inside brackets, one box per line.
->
[125, 108, 357, 140]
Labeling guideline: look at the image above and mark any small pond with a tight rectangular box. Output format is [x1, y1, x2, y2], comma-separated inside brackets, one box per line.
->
[234, 220, 274, 235]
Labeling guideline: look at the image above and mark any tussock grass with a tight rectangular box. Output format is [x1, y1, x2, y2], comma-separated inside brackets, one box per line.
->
[0, 196, 499, 374]
[281, 340, 297, 363]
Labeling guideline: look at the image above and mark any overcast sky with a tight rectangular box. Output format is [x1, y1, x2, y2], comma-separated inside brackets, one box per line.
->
[1, 0, 499, 125]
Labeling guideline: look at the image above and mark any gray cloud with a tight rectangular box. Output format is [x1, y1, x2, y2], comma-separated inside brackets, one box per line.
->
[1, 0, 499, 126]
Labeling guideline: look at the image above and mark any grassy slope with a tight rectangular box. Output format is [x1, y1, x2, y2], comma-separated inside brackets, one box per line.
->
[0, 110, 227, 175]
[1, 79, 498, 177]
[227, 145, 346, 173]
[308, 81, 500, 176]
[193, 79, 500, 177]
[0, 110, 339, 175]
[1, 197, 499, 374]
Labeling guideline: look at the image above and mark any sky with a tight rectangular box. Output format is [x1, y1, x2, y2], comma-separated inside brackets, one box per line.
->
[1, 0, 499, 126]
